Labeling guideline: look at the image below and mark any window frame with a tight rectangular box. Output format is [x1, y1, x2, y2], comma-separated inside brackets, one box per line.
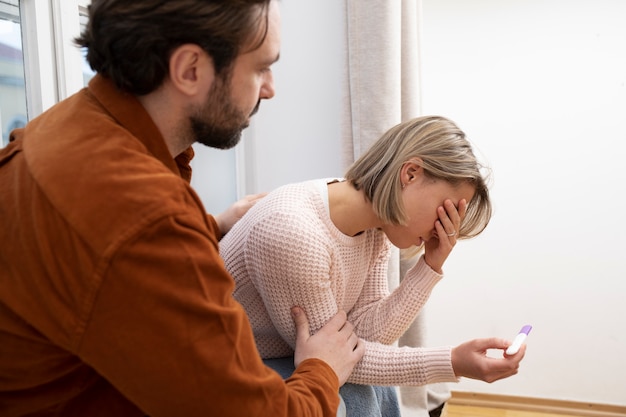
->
[20, 0, 84, 119]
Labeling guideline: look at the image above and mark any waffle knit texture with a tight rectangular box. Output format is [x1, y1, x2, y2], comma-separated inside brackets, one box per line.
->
[220, 179, 458, 386]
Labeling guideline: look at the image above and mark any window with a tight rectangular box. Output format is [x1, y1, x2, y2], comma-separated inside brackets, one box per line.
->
[0, 0, 26, 147]
[0, 0, 87, 147]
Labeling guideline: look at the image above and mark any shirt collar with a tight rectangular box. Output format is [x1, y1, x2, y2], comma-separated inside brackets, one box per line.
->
[88, 74, 194, 182]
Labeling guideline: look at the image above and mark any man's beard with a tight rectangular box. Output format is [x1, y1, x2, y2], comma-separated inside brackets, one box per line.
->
[189, 74, 260, 150]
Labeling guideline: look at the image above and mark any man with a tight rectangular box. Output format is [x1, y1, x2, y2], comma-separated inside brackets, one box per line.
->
[0, 1, 364, 416]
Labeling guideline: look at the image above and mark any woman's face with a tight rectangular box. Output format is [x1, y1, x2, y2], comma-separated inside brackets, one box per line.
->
[381, 176, 475, 249]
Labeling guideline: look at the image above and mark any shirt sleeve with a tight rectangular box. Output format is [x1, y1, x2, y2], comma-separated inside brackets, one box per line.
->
[76, 211, 340, 417]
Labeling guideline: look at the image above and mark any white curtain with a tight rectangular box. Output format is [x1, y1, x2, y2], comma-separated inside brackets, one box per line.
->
[341, 1, 450, 415]
[342, 0, 420, 167]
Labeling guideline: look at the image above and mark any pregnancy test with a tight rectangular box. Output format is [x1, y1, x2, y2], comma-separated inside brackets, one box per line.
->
[505, 325, 532, 355]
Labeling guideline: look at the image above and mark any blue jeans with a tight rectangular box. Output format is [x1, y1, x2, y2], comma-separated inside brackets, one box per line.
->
[264, 357, 401, 417]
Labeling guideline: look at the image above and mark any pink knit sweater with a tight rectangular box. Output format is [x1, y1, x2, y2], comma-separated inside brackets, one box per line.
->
[220, 179, 458, 386]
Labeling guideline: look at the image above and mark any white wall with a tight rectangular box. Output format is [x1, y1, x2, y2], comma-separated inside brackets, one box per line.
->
[232, 0, 626, 407]
[419, 0, 626, 406]
[244, 0, 347, 193]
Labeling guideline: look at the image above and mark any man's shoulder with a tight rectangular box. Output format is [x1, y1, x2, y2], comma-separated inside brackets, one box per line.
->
[21, 99, 196, 249]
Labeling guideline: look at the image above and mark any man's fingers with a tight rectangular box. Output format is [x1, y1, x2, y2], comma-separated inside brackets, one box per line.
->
[321, 309, 348, 333]
[244, 192, 268, 204]
[291, 307, 310, 341]
[348, 332, 362, 352]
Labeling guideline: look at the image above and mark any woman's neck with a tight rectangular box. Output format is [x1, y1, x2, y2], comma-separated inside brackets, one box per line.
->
[327, 181, 381, 237]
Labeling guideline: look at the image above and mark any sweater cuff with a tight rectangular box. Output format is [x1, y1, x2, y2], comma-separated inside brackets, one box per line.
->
[419, 346, 459, 383]
[406, 255, 443, 291]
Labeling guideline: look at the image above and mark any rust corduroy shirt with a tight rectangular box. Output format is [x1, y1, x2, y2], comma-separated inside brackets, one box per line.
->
[0, 74, 339, 417]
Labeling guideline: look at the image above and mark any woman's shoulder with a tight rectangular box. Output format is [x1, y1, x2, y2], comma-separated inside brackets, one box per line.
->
[262, 179, 334, 212]
[240, 180, 333, 238]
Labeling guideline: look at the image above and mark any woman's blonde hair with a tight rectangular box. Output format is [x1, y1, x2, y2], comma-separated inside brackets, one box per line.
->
[345, 115, 492, 240]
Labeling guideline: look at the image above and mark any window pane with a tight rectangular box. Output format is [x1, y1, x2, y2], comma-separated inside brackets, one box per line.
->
[0, 2, 27, 148]
[78, 3, 94, 86]
[0, 0, 18, 18]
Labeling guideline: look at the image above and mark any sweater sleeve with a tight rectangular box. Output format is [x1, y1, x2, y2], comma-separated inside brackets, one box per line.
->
[244, 209, 340, 348]
[240, 209, 457, 387]
[349, 342, 458, 386]
[341, 243, 456, 386]
[349, 253, 443, 345]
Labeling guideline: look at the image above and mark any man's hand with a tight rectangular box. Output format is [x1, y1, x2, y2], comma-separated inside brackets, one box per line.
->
[214, 193, 266, 237]
[291, 307, 364, 386]
[451, 337, 526, 383]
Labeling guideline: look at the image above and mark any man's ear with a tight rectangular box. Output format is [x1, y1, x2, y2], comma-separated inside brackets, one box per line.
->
[168, 44, 215, 97]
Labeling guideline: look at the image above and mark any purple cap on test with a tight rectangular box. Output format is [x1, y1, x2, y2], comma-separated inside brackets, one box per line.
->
[520, 325, 532, 335]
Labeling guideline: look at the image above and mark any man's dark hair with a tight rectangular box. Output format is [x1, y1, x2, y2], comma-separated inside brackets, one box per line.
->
[75, 0, 271, 95]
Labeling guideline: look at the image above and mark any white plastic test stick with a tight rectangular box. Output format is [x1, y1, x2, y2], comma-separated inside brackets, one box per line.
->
[506, 325, 532, 355]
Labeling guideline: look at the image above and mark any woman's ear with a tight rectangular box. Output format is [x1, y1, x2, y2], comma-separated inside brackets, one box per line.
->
[401, 159, 423, 187]
[168, 44, 215, 98]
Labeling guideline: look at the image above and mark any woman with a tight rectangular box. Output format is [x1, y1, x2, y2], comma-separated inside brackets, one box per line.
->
[220, 115, 526, 416]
